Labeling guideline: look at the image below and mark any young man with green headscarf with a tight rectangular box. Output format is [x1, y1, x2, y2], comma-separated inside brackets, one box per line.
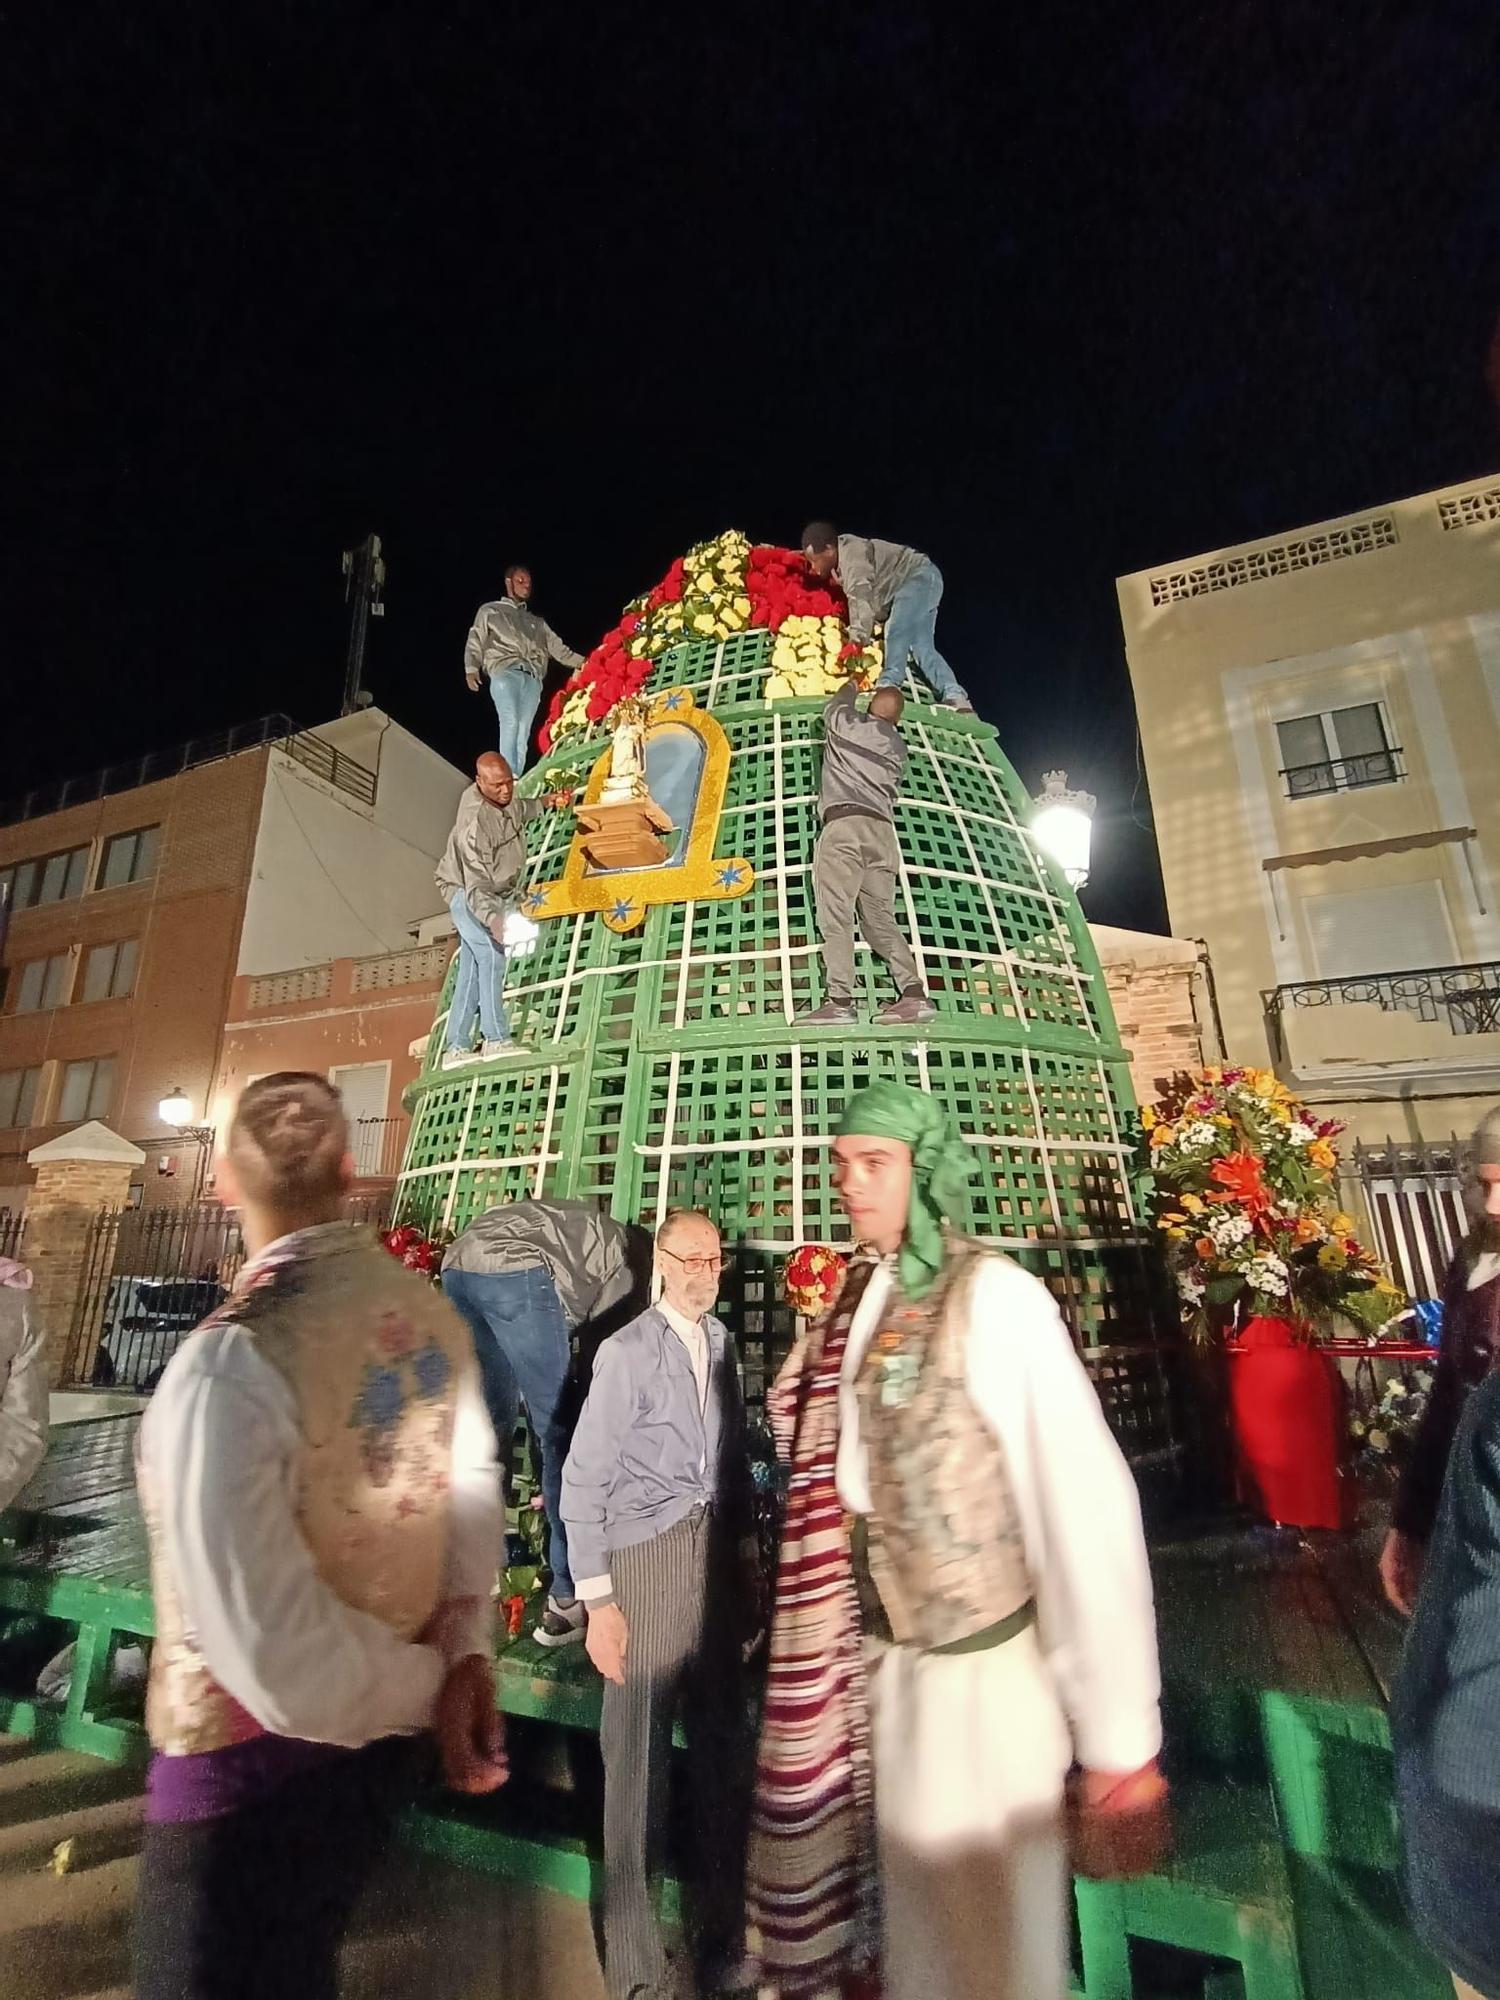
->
[749, 1081, 1166, 2000]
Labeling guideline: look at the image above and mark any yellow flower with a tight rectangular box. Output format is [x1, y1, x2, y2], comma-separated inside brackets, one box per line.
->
[691, 613, 717, 636]
[1179, 1193, 1204, 1215]
[1330, 1212, 1355, 1234]
[1149, 1124, 1175, 1149]
[1317, 1243, 1347, 1271]
[1308, 1140, 1337, 1171]
[1140, 1106, 1157, 1132]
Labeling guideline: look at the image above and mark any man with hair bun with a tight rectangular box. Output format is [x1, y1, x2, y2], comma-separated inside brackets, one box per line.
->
[562, 1208, 758, 2000]
[132, 1071, 507, 2000]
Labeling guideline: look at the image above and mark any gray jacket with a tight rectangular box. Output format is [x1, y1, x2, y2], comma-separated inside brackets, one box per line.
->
[434, 785, 548, 928]
[561, 1305, 753, 1587]
[442, 1199, 635, 1330]
[836, 535, 928, 647]
[0, 1268, 47, 1512]
[464, 597, 585, 683]
[819, 681, 906, 823]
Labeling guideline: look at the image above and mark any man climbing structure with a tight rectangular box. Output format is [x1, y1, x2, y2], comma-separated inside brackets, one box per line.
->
[798, 680, 935, 1028]
[464, 562, 586, 775]
[802, 523, 972, 710]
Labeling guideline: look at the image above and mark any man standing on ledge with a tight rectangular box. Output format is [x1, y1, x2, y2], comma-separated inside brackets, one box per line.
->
[802, 523, 973, 710]
[436, 751, 565, 1066]
[464, 562, 586, 775]
[797, 679, 935, 1029]
[749, 1082, 1167, 2000]
[562, 1210, 757, 2000]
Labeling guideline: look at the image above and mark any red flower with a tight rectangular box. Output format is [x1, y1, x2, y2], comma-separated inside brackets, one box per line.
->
[1209, 1152, 1273, 1217]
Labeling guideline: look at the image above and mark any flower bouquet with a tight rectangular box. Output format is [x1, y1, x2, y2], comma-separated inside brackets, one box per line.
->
[783, 1243, 848, 1319]
[1141, 1067, 1405, 1344]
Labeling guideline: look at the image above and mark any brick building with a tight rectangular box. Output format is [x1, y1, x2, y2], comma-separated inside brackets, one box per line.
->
[0, 711, 466, 1211]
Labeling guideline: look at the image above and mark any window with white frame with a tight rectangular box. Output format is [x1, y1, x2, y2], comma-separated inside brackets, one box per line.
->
[97, 825, 161, 890]
[14, 951, 72, 1014]
[80, 937, 139, 1003]
[0, 1067, 42, 1128]
[1275, 703, 1400, 798]
[58, 1055, 116, 1123]
[0, 844, 90, 913]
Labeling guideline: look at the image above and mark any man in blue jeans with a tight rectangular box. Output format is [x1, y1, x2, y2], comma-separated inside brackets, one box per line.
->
[802, 522, 974, 710]
[434, 751, 568, 1066]
[464, 563, 586, 775]
[443, 1198, 639, 1648]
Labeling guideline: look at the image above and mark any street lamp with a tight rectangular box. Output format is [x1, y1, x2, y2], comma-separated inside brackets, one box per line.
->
[1032, 770, 1097, 890]
[158, 1087, 215, 1197]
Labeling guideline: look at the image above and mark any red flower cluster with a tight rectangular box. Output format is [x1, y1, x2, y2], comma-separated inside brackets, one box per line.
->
[743, 545, 847, 633]
[784, 1242, 849, 1318]
[383, 1224, 440, 1276]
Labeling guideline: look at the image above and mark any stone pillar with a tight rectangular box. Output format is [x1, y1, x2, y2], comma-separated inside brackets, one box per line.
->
[24, 1122, 146, 1389]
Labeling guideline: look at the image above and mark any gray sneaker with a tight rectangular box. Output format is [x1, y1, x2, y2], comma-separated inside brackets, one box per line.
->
[875, 991, 937, 1025]
[440, 1047, 479, 1071]
[480, 1037, 527, 1059]
[794, 1000, 858, 1027]
[941, 695, 975, 712]
[533, 1596, 586, 1648]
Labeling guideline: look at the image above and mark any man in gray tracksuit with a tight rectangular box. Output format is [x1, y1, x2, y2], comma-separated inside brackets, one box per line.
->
[464, 562, 586, 775]
[797, 681, 936, 1028]
[802, 522, 972, 709]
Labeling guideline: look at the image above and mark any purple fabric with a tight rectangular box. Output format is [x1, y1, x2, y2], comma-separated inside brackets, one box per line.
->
[146, 1734, 353, 1824]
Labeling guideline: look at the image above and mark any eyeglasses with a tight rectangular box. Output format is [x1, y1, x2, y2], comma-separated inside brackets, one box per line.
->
[659, 1247, 726, 1277]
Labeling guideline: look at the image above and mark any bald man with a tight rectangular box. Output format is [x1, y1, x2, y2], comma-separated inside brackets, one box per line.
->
[435, 753, 568, 1066]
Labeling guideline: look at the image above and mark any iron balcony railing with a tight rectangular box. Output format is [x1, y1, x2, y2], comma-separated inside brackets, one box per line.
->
[1265, 959, 1500, 1060]
[351, 1115, 408, 1181]
[0, 713, 377, 827]
[1279, 746, 1404, 799]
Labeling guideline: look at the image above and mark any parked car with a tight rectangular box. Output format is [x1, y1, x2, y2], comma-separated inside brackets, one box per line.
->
[91, 1276, 227, 1392]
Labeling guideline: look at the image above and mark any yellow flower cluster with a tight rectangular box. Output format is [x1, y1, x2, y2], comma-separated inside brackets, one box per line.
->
[630, 530, 754, 658]
[553, 685, 592, 739]
[764, 615, 873, 701]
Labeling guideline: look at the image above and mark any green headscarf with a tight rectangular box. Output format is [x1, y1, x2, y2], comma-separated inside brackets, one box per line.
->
[835, 1082, 978, 1299]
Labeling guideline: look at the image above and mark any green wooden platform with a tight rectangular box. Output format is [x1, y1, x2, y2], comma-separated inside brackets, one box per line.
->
[0, 1413, 1454, 1997]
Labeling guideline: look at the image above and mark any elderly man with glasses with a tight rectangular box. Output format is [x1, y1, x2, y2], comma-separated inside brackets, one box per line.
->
[562, 1209, 758, 2000]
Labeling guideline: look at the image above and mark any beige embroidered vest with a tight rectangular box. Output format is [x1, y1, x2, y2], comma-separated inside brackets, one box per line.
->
[140, 1224, 473, 1755]
[854, 1234, 1030, 1649]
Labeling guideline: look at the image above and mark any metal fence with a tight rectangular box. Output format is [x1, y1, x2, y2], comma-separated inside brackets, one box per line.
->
[351, 1116, 407, 1180]
[62, 1191, 397, 1391]
[1351, 1137, 1470, 1301]
[0, 1208, 21, 1263]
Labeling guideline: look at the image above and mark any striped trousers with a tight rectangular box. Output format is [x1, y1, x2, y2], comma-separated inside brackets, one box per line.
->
[601, 1507, 749, 2000]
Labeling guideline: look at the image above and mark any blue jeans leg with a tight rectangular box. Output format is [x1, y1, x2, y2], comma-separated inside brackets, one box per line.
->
[441, 1270, 522, 1491]
[489, 669, 543, 775]
[878, 561, 967, 701]
[447, 889, 510, 1044]
[443, 1267, 576, 1598]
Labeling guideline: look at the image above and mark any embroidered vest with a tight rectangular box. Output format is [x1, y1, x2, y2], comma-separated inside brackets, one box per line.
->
[854, 1234, 1030, 1649]
[140, 1224, 473, 1755]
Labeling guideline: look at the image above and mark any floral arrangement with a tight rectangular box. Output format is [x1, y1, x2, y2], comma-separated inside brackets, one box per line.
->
[540, 530, 881, 750]
[1349, 1366, 1434, 1472]
[1142, 1066, 1405, 1343]
[382, 1224, 443, 1277]
[784, 1243, 848, 1318]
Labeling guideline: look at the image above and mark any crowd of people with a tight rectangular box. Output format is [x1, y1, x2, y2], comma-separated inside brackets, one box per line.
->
[109, 1068, 1168, 2000]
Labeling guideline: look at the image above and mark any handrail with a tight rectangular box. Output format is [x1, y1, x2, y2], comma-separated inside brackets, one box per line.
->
[1278, 747, 1404, 798]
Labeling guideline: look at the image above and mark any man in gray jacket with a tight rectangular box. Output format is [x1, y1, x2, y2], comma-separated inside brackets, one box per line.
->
[802, 522, 972, 710]
[797, 681, 936, 1028]
[435, 751, 566, 1066]
[464, 563, 586, 776]
[562, 1210, 756, 2000]
[443, 1198, 641, 1648]
[0, 1253, 47, 1512]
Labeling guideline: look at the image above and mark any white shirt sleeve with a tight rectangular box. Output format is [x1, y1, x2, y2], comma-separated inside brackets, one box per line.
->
[965, 1259, 1163, 1774]
[437, 1361, 503, 1664]
[141, 1325, 445, 1747]
[835, 1261, 895, 1514]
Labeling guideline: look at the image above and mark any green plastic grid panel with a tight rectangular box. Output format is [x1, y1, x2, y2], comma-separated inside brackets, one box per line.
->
[398, 619, 1176, 1466]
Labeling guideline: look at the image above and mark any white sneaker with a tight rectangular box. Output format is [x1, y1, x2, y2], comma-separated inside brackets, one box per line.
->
[480, 1037, 526, 1059]
[441, 1047, 479, 1071]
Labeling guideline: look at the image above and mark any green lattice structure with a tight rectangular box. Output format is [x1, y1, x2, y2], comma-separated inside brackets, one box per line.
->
[397, 628, 1176, 1467]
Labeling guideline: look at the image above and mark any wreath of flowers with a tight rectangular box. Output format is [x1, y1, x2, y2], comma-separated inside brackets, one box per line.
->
[540, 530, 883, 752]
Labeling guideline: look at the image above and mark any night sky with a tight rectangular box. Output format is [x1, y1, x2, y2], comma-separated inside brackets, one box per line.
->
[6, 2, 1499, 930]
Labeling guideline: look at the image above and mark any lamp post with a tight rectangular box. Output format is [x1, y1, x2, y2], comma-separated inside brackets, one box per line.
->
[159, 1086, 216, 1199]
[1032, 770, 1097, 891]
